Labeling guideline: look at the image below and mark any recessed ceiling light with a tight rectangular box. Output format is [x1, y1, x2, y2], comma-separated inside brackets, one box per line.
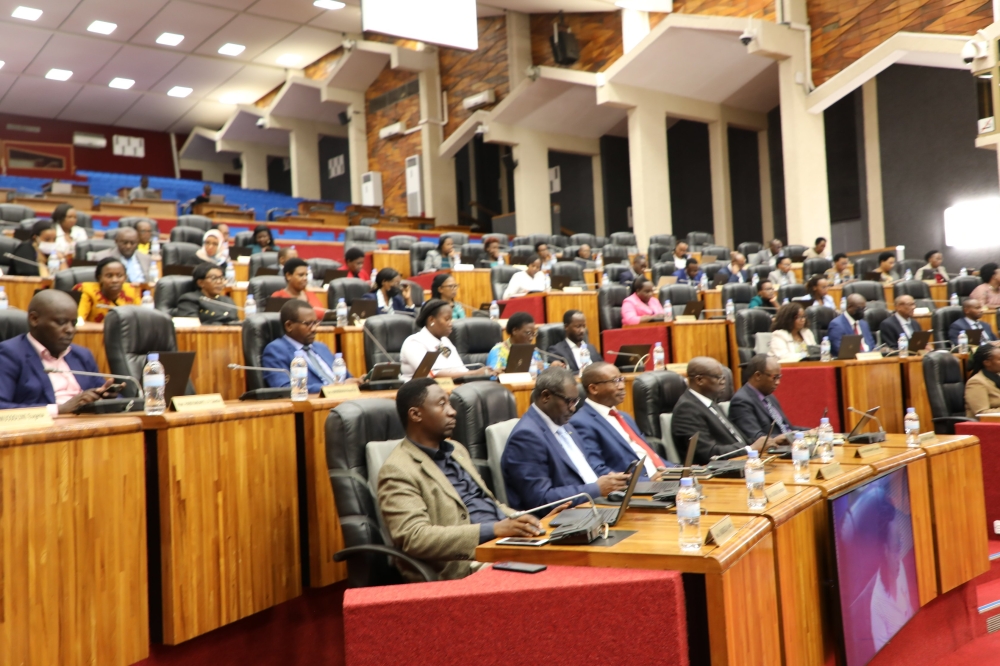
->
[109, 78, 134, 90]
[156, 32, 184, 46]
[276, 54, 302, 67]
[313, 0, 346, 9]
[87, 20, 117, 35]
[45, 68, 73, 81]
[167, 86, 192, 98]
[218, 43, 245, 56]
[11, 6, 42, 20]
[0, 62, 5, 71]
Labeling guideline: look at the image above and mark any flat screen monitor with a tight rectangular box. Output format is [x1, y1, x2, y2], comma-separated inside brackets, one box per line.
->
[830, 468, 920, 666]
[361, 0, 478, 50]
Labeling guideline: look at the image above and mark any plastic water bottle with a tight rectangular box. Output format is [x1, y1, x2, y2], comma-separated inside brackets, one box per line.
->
[141, 290, 154, 309]
[958, 329, 969, 354]
[336, 298, 348, 327]
[833, 272, 842, 286]
[595, 253, 603, 273]
[662, 299, 673, 322]
[898, 333, 909, 358]
[840, 296, 847, 312]
[370, 268, 378, 289]
[652, 341, 665, 371]
[0, 286, 8, 310]
[332, 353, 348, 385]
[905, 407, 920, 447]
[782, 298, 789, 305]
[489, 300, 500, 321]
[225, 261, 236, 286]
[528, 358, 539, 379]
[745, 450, 766, 509]
[904, 268, 913, 281]
[699, 274, 708, 291]
[579, 345, 591, 372]
[820, 336, 831, 362]
[148, 259, 159, 284]
[960, 267, 968, 277]
[143, 353, 166, 415]
[751, 273, 759, 287]
[791, 432, 810, 482]
[676, 477, 701, 552]
[950, 293, 960, 307]
[290, 351, 308, 401]
[725, 299, 735, 322]
[244, 294, 257, 316]
[151, 236, 160, 256]
[601, 271, 609, 285]
[816, 417, 834, 463]
[47, 253, 60, 275]
[307, 266, 315, 287]
[544, 272, 551, 291]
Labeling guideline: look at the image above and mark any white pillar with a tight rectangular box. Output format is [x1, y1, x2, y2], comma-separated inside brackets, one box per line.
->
[592, 153, 606, 237]
[621, 9, 650, 54]
[270, 117, 322, 200]
[708, 120, 733, 247]
[862, 79, 885, 248]
[241, 147, 269, 191]
[418, 66, 458, 226]
[511, 139, 551, 236]
[626, 102, 671, 250]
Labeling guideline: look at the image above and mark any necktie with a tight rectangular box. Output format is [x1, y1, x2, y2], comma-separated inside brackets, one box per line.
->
[555, 427, 597, 483]
[709, 404, 746, 444]
[760, 397, 789, 434]
[609, 409, 664, 468]
[302, 345, 336, 385]
[854, 322, 869, 351]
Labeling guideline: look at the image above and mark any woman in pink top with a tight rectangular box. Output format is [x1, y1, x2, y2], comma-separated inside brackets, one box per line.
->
[621, 276, 665, 326]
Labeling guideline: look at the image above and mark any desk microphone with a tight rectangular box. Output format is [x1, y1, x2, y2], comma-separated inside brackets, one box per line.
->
[847, 406, 886, 443]
[227, 363, 290, 376]
[605, 349, 650, 373]
[508, 492, 601, 524]
[4, 252, 42, 268]
[360, 322, 397, 366]
[45, 368, 145, 399]
[533, 348, 568, 365]
[711, 446, 752, 462]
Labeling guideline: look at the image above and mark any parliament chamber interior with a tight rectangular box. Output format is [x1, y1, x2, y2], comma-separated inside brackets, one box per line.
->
[5, 0, 1000, 664]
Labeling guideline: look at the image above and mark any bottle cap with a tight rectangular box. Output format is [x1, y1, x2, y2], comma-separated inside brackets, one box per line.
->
[143, 290, 150, 296]
[295, 350, 306, 358]
[338, 298, 345, 303]
[148, 353, 159, 361]
[820, 417, 829, 424]
[680, 477, 693, 487]
[794, 431, 804, 440]
[335, 353, 343, 359]
[747, 449, 759, 458]
[907, 407, 915, 413]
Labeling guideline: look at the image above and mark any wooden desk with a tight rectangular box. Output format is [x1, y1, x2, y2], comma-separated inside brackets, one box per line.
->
[670, 319, 730, 366]
[901, 355, 933, 433]
[841, 357, 904, 433]
[453, 268, 493, 311]
[699, 287, 722, 315]
[142, 402, 300, 644]
[43, 192, 94, 211]
[96, 202, 149, 217]
[545, 291, 599, 347]
[0, 417, 149, 665]
[45, 181, 89, 194]
[194, 203, 240, 217]
[334, 326, 366, 377]
[0, 275, 50, 310]
[373, 250, 411, 278]
[131, 199, 178, 218]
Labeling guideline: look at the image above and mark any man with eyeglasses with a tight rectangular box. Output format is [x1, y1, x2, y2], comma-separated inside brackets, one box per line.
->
[501, 366, 630, 510]
[728, 354, 810, 443]
[261, 300, 352, 392]
[570, 362, 676, 479]
[671, 357, 771, 464]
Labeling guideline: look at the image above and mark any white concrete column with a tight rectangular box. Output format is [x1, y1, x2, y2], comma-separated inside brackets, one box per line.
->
[708, 119, 733, 248]
[270, 116, 322, 200]
[506, 12, 533, 90]
[324, 88, 368, 204]
[240, 147, 269, 191]
[621, 9, 650, 54]
[625, 102, 671, 250]
[862, 79, 885, 248]
[511, 138, 551, 236]
[418, 66, 458, 226]
[592, 153, 606, 237]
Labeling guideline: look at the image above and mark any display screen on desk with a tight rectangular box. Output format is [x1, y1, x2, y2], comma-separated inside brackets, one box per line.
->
[830, 468, 919, 666]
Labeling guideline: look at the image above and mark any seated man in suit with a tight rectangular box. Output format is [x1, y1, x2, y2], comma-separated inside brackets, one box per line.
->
[378, 378, 559, 581]
[716, 252, 749, 283]
[571, 362, 675, 479]
[262, 300, 351, 392]
[0, 290, 115, 413]
[671, 357, 769, 464]
[949, 298, 996, 345]
[754, 238, 784, 267]
[827, 293, 876, 355]
[728, 354, 810, 443]
[673, 258, 704, 286]
[879, 295, 924, 347]
[548, 310, 602, 374]
[94, 227, 151, 283]
[617, 254, 647, 286]
[501, 366, 630, 510]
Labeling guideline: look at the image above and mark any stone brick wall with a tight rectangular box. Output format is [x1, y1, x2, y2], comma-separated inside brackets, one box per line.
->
[440, 16, 510, 139]
[530, 12, 623, 72]
[810, 0, 993, 85]
[366, 67, 422, 216]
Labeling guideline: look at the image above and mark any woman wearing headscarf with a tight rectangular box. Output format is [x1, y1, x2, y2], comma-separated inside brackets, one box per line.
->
[195, 229, 227, 266]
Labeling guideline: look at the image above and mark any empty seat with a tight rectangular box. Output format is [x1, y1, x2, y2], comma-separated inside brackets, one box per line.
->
[329, 278, 372, 308]
[597, 284, 629, 331]
[491, 266, 519, 301]
[175, 215, 212, 231]
[345, 226, 376, 242]
[551, 261, 584, 283]
[736, 241, 761, 257]
[363, 314, 416, 366]
[843, 280, 885, 304]
[388, 235, 418, 251]
[162, 242, 201, 267]
[248, 252, 279, 278]
[169, 226, 205, 244]
[802, 258, 832, 279]
[700, 245, 730, 262]
[450, 319, 503, 366]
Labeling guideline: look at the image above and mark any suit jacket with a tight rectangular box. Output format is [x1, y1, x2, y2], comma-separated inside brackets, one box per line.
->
[948, 318, 996, 346]
[673, 269, 705, 285]
[670, 390, 749, 464]
[827, 314, 876, 355]
[548, 339, 603, 374]
[715, 267, 750, 284]
[501, 406, 603, 510]
[8, 241, 43, 276]
[965, 371, 1000, 417]
[377, 438, 513, 581]
[93, 247, 152, 281]
[879, 314, 922, 347]
[175, 292, 239, 324]
[569, 402, 662, 479]
[360, 290, 411, 313]
[727, 384, 804, 442]
[754, 249, 783, 266]
[0, 334, 104, 409]
[261, 336, 338, 393]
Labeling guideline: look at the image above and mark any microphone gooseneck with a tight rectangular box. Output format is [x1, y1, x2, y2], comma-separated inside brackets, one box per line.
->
[3, 252, 43, 268]
[227, 363, 290, 376]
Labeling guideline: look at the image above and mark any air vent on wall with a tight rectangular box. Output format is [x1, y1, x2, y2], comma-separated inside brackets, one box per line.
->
[7, 123, 40, 133]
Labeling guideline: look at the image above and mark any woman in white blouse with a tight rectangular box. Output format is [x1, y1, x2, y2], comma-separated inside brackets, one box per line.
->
[502, 254, 547, 299]
[768, 301, 816, 359]
[52, 204, 88, 257]
[398, 299, 494, 380]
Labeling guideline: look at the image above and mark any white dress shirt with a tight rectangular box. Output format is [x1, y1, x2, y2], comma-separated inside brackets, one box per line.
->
[769, 329, 817, 359]
[895, 313, 915, 339]
[502, 270, 547, 299]
[54, 225, 88, 257]
[585, 399, 657, 477]
[565, 338, 591, 373]
[532, 404, 598, 483]
[673, 255, 687, 271]
[399, 327, 467, 380]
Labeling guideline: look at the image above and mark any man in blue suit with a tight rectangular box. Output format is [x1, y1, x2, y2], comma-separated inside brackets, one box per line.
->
[673, 258, 705, 286]
[570, 362, 675, 479]
[827, 293, 876, 356]
[949, 298, 996, 345]
[715, 252, 750, 284]
[501, 366, 630, 510]
[262, 300, 350, 393]
[0, 290, 113, 413]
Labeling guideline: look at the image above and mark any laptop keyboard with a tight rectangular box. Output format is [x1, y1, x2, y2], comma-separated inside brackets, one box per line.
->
[634, 480, 680, 496]
[548, 507, 618, 527]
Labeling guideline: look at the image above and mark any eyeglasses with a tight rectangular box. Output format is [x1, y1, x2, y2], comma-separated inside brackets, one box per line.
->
[291, 319, 320, 329]
[591, 376, 626, 386]
[547, 391, 579, 410]
[762, 372, 782, 381]
[693, 373, 725, 383]
[205, 275, 225, 282]
[439, 283, 458, 290]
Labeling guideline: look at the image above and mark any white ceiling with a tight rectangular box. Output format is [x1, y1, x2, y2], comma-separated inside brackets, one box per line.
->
[492, 75, 627, 138]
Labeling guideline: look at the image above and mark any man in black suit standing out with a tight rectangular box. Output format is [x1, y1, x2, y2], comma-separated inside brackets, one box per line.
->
[671, 357, 769, 464]
[548, 310, 602, 375]
[728, 354, 811, 443]
[879, 295, 924, 347]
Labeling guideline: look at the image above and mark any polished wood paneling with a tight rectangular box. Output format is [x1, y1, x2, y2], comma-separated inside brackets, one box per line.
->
[176, 326, 245, 400]
[545, 291, 599, 347]
[75, 322, 109, 373]
[335, 326, 366, 377]
[0, 276, 49, 311]
[841, 358, 904, 433]
[901, 356, 934, 435]
[453, 268, 493, 311]
[373, 250, 411, 279]
[699, 287, 722, 315]
[671, 320, 730, 365]
[146, 403, 301, 644]
[0, 418, 148, 666]
[906, 458, 939, 605]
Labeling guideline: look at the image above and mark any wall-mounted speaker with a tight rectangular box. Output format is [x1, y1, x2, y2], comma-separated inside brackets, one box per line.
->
[550, 15, 579, 66]
[338, 111, 351, 126]
[232, 157, 242, 170]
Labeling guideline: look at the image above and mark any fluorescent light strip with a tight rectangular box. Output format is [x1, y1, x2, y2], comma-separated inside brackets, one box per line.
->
[109, 78, 134, 90]
[314, 0, 346, 9]
[167, 86, 192, 98]
[156, 32, 184, 46]
[45, 68, 73, 81]
[11, 6, 42, 20]
[87, 20, 117, 35]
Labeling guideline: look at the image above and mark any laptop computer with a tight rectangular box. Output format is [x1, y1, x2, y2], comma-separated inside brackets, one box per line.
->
[682, 301, 705, 318]
[256, 266, 280, 277]
[907, 330, 932, 352]
[968, 329, 984, 346]
[324, 269, 348, 283]
[837, 334, 862, 360]
[157, 351, 196, 404]
[504, 343, 536, 373]
[845, 406, 880, 439]
[657, 276, 678, 287]
[611, 344, 651, 371]
[635, 433, 700, 495]
[712, 272, 730, 288]
[549, 457, 645, 527]
[549, 274, 571, 291]
[208, 194, 225, 204]
[349, 299, 378, 322]
[264, 297, 291, 313]
[229, 246, 251, 259]
[412, 350, 441, 379]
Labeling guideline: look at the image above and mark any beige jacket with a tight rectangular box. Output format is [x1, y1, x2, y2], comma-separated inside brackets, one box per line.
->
[377, 438, 513, 581]
[965, 371, 1000, 418]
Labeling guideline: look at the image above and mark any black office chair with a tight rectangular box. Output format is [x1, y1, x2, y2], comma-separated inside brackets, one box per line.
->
[632, 371, 688, 458]
[597, 284, 629, 331]
[735, 309, 773, 372]
[345, 240, 378, 255]
[650, 262, 675, 285]
[571, 233, 598, 248]
[309, 258, 342, 282]
[409, 242, 436, 276]
[898, 259, 925, 278]
[552, 261, 584, 283]
[162, 242, 201, 267]
[491, 266, 519, 301]
[686, 231, 714, 248]
[402, 280, 424, 308]
[52, 266, 96, 293]
[0, 235, 20, 268]
[325, 400, 436, 587]
[328, 278, 372, 308]
[0, 203, 36, 222]
[922, 351, 976, 434]
[388, 235, 417, 251]
[449, 381, 517, 493]
[931, 306, 963, 347]
[460, 245, 485, 267]
[893, 280, 935, 311]
[169, 226, 205, 244]
[805, 306, 837, 343]
[609, 232, 636, 249]
[534, 323, 565, 353]
[363, 315, 415, 366]
[843, 280, 885, 305]
[152, 275, 197, 316]
[510, 236, 527, 247]
[117, 217, 158, 233]
[240, 312, 289, 394]
[176, 215, 212, 231]
[784, 245, 808, 260]
[659, 284, 698, 318]
[802, 258, 832, 279]
[0, 308, 28, 342]
[248, 276, 287, 312]
[650, 234, 676, 248]
[600, 245, 629, 264]
[737, 242, 761, 258]
[508, 245, 535, 265]
[346, 227, 376, 243]
[748, 264, 772, 282]
[450, 318, 502, 366]
[233, 231, 254, 247]
[702, 262, 723, 282]
[721, 283, 754, 310]
[103, 306, 188, 398]
[524, 234, 551, 248]
[778, 284, 807, 303]
[864, 307, 892, 345]
[604, 264, 631, 285]
[548, 235, 568, 248]
[948, 276, 981, 301]
[249, 252, 279, 278]
[560, 245, 582, 263]
[75, 239, 116, 262]
[441, 232, 468, 247]
[852, 257, 877, 277]
[700, 245, 730, 262]
[647, 243, 672, 265]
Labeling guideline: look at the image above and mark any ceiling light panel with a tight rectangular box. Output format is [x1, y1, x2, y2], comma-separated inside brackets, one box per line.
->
[308, 3, 361, 32]
[24, 32, 121, 83]
[156, 32, 184, 46]
[218, 43, 246, 56]
[60, 0, 168, 42]
[131, 0, 237, 53]
[195, 13, 297, 61]
[313, 0, 346, 9]
[45, 68, 72, 80]
[11, 6, 42, 20]
[246, 0, 325, 23]
[108, 77, 134, 89]
[87, 20, 116, 34]
[167, 86, 192, 97]
[6, 0, 77, 28]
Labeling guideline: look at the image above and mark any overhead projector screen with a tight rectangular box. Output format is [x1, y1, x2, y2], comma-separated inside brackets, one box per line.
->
[361, 0, 478, 51]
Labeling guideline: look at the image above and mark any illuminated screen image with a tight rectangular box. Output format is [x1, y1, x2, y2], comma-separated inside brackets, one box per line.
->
[361, 0, 478, 50]
[831, 468, 920, 666]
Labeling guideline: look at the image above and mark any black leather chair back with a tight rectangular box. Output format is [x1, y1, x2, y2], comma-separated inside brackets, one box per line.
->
[75, 239, 115, 262]
[450, 319, 502, 366]
[53, 266, 96, 292]
[600, 245, 629, 264]
[345, 226, 376, 242]
[233, 231, 253, 247]
[748, 264, 772, 281]
[460, 245, 485, 267]
[242, 313, 284, 391]
[633, 371, 688, 439]
[248, 276, 287, 311]
[511, 236, 527, 246]
[609, 232, 636, 247]
[778, 284, 807, 303]
[852, 257, 877, 276]
[176, 215, 212, 231]
[325, 399, 405, 587]
[605, 265, 630, 285]
[482, 233, 508, 248]
[249, 252, 279, 278]
[309, 258, 342, 281]
[650, 261, 675, 285]
[598, 284, 628, 331]
[449, 381, 516, 466]
[922, 351, 967, 431]
[702, 262, 723, 281]
[534, 323, 565, 352]
[893, 280, 931, 300]
[686, 231, 714, 247]
[169, 226, 205, 244]
[508, 245, 535, 265]
[548, 235, 568, 248]
[571, 233, 597, 248]
[552, 261, 584, 283]
[363, 314, 415, 366]
[650, 234, 676, 248]
[721, 283, 754, 309]
[388, 235, 417, 250]
[162, 242, 201, 267]
[803, 258, 832, 279]
[491, 266, 519, 301]
[843, 280, 885, 304]
[75, 211, 92, 228]
[345, 240, 378, 255]
[784, 245, 808, 259]
[409, 242, 436, 276]
[864, 307, 892, 344]
[0, 235, 19, 266]
[0, 309, 28, 341]
[648, 243, 671, 264]
[700, 245, 729, 262]
[403, 280, 424, 308]
[735, 309, 772, 368]
[118, 217, 158, 233]
[103, 306, 180, 398]
[153, 275, 198, 315]
[561, 245, 582, 263]
[659, 285, 698, 315]
[441, 232, 468, 246]
[805, 305, 837, 342]
[0, 204, 35, 222]
[328, 278, 371, 307]
[525, 234, 551, 248]
[898, 259, 925, 277]
[737, 242, 761, 257]
[948, 276, 980, 300]
[932, 306, 963, 345]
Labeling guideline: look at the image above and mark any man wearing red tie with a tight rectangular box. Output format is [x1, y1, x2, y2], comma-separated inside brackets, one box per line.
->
[571, 362, 677, 479]
[827, 293, 877, 356]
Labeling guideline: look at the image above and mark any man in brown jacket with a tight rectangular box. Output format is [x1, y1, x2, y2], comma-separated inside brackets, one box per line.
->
[378, 378, 556, 581]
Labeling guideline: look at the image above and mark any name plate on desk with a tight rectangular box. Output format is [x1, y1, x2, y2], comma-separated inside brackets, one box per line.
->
[918, 431, 937, 443]
[817, 462, 844, 480]
[321, 384, 361, 399]
[434, 378, 456, 391]
[171, 393, 225, 412]
[674, 315, 697, 322]
[0, 407, 53, 430]
[452, 264, 473, 272]
[171, 317, 201, 328]
[666, 363, 688, 374]
[765, 482, 789, 501]
[854, 351, 883, 361]
[706, 516, 737, 546]
[854, 443, 883, 458]
[499, 372, 532, 385]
